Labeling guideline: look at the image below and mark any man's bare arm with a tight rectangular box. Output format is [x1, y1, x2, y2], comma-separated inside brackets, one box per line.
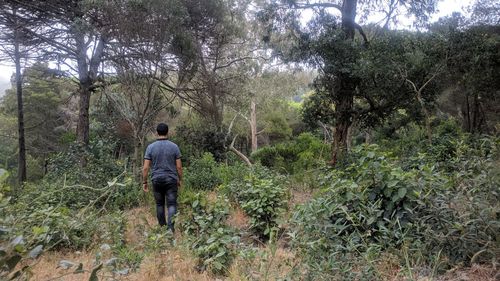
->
[176, 158, 183, 188]
[142, 159, 151, 192]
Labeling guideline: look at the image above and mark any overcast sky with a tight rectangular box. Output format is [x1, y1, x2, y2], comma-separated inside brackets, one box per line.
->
[0, 0, 474, 97]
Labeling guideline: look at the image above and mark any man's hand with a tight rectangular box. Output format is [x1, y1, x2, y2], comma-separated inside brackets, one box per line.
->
[177, 180, 182, 189]
[143, 182, 149, 192]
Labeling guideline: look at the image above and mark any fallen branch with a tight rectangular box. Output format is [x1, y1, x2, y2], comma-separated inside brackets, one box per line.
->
[229, 135, 252, 167]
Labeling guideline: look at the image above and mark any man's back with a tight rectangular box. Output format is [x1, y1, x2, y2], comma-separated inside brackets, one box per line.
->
[144, 139, 181, 183]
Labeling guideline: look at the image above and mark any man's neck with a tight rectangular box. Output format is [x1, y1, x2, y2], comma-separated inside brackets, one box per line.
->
[157, 136, 168, 140]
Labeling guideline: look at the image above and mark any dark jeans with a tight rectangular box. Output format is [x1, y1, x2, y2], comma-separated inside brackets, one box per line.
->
[152, 180, 178, 232]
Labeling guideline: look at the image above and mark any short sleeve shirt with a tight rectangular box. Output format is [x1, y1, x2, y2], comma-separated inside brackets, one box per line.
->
[144, 139, 181, 183]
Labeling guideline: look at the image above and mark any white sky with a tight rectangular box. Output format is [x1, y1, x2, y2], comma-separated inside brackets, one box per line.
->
[0, 0, 474, 96]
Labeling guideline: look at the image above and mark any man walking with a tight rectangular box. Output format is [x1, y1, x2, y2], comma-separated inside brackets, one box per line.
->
[142, 123, 182, 232]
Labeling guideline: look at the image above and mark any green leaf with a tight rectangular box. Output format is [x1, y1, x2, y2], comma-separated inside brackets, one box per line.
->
[88, 263, 103, 281]
[367, 216, 376, 225]
[74, 263, 84, 274]
[14, 244, 25, 253]
[387, 180, 399, 187]
[6, 255, 22, 270]
[398, 188, 407, 198]
[213, 261, 223, 270]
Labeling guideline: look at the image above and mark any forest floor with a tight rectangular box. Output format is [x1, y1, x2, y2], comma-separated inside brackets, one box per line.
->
[26, 189, 498, 281]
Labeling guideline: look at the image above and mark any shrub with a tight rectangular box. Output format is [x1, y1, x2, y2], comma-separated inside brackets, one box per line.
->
[251, 132, 329, 173]
[218, 162, 249, 185]
[181, 193, 237, 275]
[289, 144, 445, 278]
[3, 173, 133, 252]
[172, 124, 227, 162]
[46, 139, 123, 186]
[415, 146, 499, 267]
[290, 139, 499, 277]
[227, 166, 288, 239]
[185, 153, 222, 190]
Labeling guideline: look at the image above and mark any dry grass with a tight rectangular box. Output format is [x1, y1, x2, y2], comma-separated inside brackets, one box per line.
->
[27, 251, 96, 281]
[228, 245, 297, 281]
[226, 206, 249, 230]
[126, 250, 212, 281]
[289, 188, 312, 208]
[123, 206, 160, 245]
[432, 264, 499, 281]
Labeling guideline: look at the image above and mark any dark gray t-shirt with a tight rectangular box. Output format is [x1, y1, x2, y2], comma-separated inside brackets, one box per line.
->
[144, 139, 181, 183]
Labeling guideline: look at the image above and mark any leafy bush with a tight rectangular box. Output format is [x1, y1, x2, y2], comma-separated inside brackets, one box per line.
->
[185, 153, 222, 190]
[46, 139, 123, 186]
[227, 166, 288, 239]
[251, 132, 329, 173]
[218, 162, 249, 185]
[181, 193, 237, 275]
[290, 138, 499, 278]
[289, 144, 444, 278]
[415, 145, 499, 266]
[172, 124, 227, 162]
[3, 174, 133, 252]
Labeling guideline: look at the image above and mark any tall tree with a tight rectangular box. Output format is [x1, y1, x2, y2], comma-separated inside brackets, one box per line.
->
[5, 0, 113, 148]
[172, 0, 257, 129]
[1, 63, 70, 178]
[259, 0, 438, 165]
[0, 3, 34, 183]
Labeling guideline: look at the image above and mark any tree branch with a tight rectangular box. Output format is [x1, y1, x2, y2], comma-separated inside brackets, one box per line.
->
[229, 135, 252, 166]
[292, 2, 342, 11]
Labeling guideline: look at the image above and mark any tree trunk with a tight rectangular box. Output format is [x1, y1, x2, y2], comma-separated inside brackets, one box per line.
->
[462, 92, 471, 132]
[250, 99, 257, 152]
[133, 133, 144, 179]
[133, 142, 139, 176]
[14, 11, 26, 183]
[332, 94, 353, 165]
[331, 0, 358, 165]
[416, 90, 432, 143]
[75, 31, 105, 148]
[76, 84, 91, 145]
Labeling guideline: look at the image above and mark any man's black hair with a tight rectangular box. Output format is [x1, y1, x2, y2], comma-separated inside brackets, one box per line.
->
[156, 123, 169, 136]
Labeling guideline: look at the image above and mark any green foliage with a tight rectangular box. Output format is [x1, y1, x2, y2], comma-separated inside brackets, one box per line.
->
[47, 139, 123, 185]
[289, 144, 445, 278]
[218, 162, 249, 185]
[3, 172, 134, 254]
[142, 226, 172, 254]
[290, 131, 499, 278]
[113, 246, 144, 272]
[262, 110, 293, 141]
[227, 166, 288, 239]
[1, 63, 71, 154]
[172, 124, 227, 163]
[251, 133, 329, 173]
[414, 141, 499, 266]
[185, 153, 222, 190]
[181, 193, 237, 275]
[97, 212, 127, 248]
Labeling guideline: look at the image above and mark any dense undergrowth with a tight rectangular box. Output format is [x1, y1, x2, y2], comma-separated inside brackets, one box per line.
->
[1, 121, 498, 280]
[290, 122, 499, 280]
